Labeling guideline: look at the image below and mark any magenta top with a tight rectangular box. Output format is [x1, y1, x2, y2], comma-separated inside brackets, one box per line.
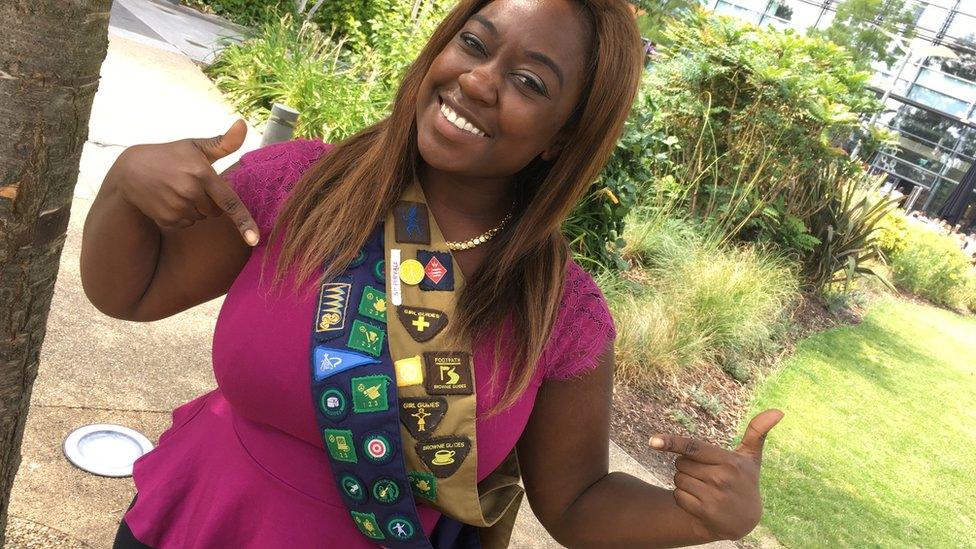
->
[123, 139, 616, 548]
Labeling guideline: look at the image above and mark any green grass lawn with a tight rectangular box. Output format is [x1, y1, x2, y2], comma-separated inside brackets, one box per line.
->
[738, 297, 976, 548]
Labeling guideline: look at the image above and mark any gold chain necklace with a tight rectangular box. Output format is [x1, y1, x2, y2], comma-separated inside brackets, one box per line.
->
[445, 211, 513, 251]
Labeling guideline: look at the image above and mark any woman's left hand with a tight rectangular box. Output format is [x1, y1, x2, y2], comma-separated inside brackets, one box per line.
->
[648, 409, 785, 541]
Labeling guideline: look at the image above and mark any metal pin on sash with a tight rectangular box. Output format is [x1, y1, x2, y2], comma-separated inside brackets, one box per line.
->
[390, 248, 403, 306]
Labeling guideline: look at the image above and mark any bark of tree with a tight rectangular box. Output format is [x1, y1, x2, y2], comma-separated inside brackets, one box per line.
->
[0, 1, 111, 542]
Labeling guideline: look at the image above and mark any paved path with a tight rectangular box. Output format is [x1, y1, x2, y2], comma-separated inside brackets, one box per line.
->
[4, 4, 734, 548]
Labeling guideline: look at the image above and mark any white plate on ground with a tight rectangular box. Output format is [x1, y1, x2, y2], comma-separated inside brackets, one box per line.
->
[63, 424, 154, 477]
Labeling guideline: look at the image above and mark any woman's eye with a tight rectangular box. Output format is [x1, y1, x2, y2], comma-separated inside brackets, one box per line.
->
[460, 33, 485, 55]
[516, 74, 545, 95]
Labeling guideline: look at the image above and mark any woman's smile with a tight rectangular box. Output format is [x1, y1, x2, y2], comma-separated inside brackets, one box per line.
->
[434, 95, 491, 143]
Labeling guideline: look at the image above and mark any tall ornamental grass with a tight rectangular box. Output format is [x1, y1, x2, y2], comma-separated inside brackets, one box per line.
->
[602, 214, 799, 389]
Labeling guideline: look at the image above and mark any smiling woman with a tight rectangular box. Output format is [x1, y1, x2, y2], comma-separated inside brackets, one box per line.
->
[81, 1, 782, 548]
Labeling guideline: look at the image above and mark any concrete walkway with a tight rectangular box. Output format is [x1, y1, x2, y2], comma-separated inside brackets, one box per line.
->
[4, 5, 733, 548]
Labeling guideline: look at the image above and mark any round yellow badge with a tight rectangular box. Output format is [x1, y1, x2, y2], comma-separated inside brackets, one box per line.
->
[399, 259, 425, 285]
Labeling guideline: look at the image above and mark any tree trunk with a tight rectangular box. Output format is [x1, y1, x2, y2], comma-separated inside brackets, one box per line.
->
[0, 1, 111, 542]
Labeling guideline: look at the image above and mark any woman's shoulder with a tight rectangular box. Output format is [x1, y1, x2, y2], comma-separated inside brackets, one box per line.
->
[541, 260, 617, 381]
[227, 138, 334, 235]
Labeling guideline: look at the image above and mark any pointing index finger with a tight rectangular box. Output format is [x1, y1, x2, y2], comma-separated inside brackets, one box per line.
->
[650, 435, 728, 464]
[203, 169, 259, 246]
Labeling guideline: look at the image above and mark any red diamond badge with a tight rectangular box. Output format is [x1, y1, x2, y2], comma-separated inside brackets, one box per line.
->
[424, 256, 447, 284]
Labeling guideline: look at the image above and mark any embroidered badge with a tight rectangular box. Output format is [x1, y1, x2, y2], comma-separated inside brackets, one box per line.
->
[373, 260, 385, 284]
[416, 436, 471, 478]
[351, 511, 385, 540]
[349, 247, 367, 268]
[418, 250, 454, 291]
[362, 432, 394, 464]
[423, 352, 473, 395]
[357, 286, 387, 323]
[394, 201, 430, 244]
[340, 473, 366, 503]
[324, 429, 357, 463]
[351, 375, 390, 413]
[371, 478, 401, 504]
[315, 282, 351, 337]
[399, 397, 447, 440]
[394, 355, 424, 387]
[408, 471, 437, 501]
[386, 516, 417, 540]
[312, 346, 379, 382]
[399, 259, 425, 286]
[347, 319, 385, 357]
[397, 306, 448, 343]
[319, 387, 348, 420]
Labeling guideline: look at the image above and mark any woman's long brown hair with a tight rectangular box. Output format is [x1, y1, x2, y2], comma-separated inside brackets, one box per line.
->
[268, 0, 643, 412]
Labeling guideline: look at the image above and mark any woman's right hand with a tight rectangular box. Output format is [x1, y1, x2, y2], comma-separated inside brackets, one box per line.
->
[106, 118, 260, 246]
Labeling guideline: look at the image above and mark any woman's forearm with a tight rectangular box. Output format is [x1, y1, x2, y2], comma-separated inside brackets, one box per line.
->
[550, 471, 719, 548]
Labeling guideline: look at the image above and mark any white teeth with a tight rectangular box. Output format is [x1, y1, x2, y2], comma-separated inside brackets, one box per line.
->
[440, 100, 486, 137]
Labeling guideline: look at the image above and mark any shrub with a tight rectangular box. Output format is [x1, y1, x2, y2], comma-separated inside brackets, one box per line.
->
[626, 10, 896, 290]
[890, 221, 976, 312]
[207, 16, 394, 142]
[182, 0, 289, 27]
[602, 214, 798, 389]
[874, 207, 911, 258]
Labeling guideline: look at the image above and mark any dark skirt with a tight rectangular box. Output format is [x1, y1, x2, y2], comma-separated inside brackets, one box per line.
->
[112, 494, 153, 549]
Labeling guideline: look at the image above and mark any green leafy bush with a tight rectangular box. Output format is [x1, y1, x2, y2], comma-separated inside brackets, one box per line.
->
[874, 207, 911, 258]
[207, 16, 394, 142]
[890, 222, 976, 312]
[627, 11, 895, 289]
[182, 0, 289, 27]
[563, 71, 669, 270]
[601, 213, 798, 389]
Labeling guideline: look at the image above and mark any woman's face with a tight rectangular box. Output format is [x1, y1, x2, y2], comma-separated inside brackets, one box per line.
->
[416, 0, 590, 180]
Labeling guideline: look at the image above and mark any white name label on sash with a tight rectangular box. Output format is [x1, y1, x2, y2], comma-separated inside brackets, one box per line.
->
[390, 248, 403, 306]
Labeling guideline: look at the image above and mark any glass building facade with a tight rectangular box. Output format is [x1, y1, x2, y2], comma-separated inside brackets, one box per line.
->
[708, 0, 976, 228]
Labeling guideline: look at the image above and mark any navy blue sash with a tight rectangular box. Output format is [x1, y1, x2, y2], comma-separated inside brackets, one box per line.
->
[309, 225, 435, 546]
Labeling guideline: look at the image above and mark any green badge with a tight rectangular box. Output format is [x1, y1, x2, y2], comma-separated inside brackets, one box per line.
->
[340, 474, 366, 502]
[371, 478, 400, 504]
[323, 428, 357, 463]
[352, 375, 390, 413]
[347, 319, 385, 357]
[362, 432, 393, 463]
[319, 388, 347, 419]
[349, 247, 367, 268]
[408, 471, 437, 501]
[386, 516, 416, 540]
[357, 286, 387, 323]
[373, 260, 385, 283]
[351, 511, 385, 540]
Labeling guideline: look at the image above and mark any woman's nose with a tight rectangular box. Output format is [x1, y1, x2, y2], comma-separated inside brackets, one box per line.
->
[458, 64, 498, 106]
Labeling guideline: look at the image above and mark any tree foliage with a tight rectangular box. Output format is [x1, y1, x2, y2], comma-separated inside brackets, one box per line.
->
[810, 0, 917, 70]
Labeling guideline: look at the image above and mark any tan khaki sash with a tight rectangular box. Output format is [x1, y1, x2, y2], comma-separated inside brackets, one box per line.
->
[385, 180, 523, 547]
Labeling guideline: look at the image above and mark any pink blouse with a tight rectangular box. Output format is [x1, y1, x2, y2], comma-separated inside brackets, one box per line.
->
[122, 138, 616, 548]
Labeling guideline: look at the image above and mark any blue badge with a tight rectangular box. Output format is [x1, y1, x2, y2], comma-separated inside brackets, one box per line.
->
[313, 346, 380, 382]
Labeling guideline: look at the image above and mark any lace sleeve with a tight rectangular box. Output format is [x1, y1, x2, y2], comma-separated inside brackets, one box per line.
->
[225, 138, 333, 236]
[542, 261, 617, 381]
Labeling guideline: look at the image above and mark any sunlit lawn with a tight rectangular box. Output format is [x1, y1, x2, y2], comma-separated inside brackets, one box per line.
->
[738, 297, 976, 548]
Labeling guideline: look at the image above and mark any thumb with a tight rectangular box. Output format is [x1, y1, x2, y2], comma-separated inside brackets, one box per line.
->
[734, 408, 784, 462]
[194, 119, 247, 163]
